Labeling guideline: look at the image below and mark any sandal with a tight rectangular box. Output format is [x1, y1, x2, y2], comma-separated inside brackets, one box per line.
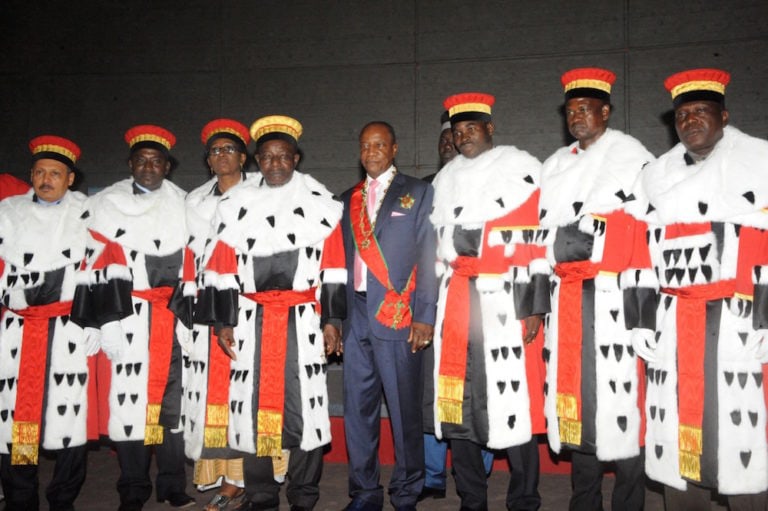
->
[204, 491, 246, 511]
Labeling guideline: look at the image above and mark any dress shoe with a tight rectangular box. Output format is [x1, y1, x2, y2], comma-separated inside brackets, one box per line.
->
[118, 500, 143, 511]
[417, 486, 447, 501]
[341, 500, 383, 511]
[157, 492, 196, 508]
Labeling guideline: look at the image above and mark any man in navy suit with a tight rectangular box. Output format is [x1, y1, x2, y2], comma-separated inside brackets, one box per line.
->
[341, 121, 438, 511]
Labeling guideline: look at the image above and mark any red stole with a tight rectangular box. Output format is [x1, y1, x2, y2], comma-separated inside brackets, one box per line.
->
[661, 279, 735, 481]
[243, 287, 318, 457]
[9, 300, 73, 464]
[131, 286, 174, 445]
[553, 260, 599, 447]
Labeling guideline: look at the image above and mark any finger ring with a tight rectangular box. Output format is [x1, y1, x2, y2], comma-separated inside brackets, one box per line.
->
[425, 339, 432, 344]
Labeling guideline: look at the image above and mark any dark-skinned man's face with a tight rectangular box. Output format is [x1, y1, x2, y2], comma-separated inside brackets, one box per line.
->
[129, 148, 170, 191]
[674, 100, 728, 158]
[256, 139, 299, 187]
[30, 158, 74, 202]
[452, 120, 494, 159]
[565, 97, 610, 150]
[438, 128, 458, 167]
[359, 124, 398, 179]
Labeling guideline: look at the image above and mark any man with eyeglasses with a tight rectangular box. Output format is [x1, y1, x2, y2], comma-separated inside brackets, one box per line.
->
[194, 115, 346, 511]
[71, 125, 193, 510]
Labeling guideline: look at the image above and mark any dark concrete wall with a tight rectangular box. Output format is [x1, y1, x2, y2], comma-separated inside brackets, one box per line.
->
[2, 0, 767, 195]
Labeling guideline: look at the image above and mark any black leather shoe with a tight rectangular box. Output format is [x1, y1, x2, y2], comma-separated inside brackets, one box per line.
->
[118, 500, 143, 511]
[157, 492, 196, 508]
[417, 486, 447, 501]
[341, 500, 383, 511]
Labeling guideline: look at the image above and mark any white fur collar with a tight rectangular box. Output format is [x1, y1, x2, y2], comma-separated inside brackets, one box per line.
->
[0, 190, 87, 270]
[431, 145, 541, 226]
[185, 176, 256, 257]
[84, 178, 187, 256]
[213, 171, 342, 256]
[631, 126, 768, 228]
[539, 128, 653, 227]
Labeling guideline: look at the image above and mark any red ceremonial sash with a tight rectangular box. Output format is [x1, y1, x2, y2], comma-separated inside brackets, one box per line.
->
[204, 327, 231, 448]
[9, 300, 73, 465]
[243, 287, 318, 457]
[552, 260, 599, 447]
[437, 256, 480, 424]
[131, 286, 174, 445]
[661, 279, 735, 481]
[349, 182, 416, 330]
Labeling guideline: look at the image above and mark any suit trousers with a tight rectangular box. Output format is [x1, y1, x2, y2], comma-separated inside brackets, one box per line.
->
[343, 292, 425, 508]
[243, 447, 322, 510]
[451, 437, 540, 511]
[569, 450, 644, 511]
[115, 429, 187, 506]
[0, 445, 87, 511]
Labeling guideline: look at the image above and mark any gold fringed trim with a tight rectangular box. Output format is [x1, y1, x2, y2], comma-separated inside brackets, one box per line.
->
[204, 426, 228, 448]
[272, 449, 290, 478]
[206, 404, 229, 427]
[558, 418, 582, 447]
[256, 409, 283, 457]
[257, 434, 282, 457]
[11, 422, 40, 464]
[257, 409, 283, 435]
[146, 403, 161, 425]
[678, 424, 703, 454]
[12, 421, 39, 444]
[679, 451, 701, 481]
[437, 375, 464, 424]
[11, 443, 38, 465]
[437, 398, 463, 424]
[438, 375, 464, 402]
[144, 424, 164, 445]
[556, 393, 579, 421]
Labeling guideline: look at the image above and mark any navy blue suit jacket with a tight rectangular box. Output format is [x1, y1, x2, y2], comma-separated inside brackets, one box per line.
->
[341, 171, 438, 341]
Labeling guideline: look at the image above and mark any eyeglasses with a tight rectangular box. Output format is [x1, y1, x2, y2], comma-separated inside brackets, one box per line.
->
[209, 145, 239, 156]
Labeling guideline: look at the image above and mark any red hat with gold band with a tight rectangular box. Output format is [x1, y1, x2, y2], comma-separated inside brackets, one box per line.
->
[443, 93, 495, 124]
[561, 67, 616, 101]
[250, 115, 303, 149]
[664, 68, 730, 108]
[200, 118, 250, 151]
[124, 124, 176, 155]
[29, 135, 81, 170]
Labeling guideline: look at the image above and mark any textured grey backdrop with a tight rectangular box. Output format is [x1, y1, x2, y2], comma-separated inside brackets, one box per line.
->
[1, 0, 766, 195]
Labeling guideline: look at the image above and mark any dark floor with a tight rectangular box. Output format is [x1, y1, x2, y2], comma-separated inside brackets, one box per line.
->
[1, 446, 733, 510]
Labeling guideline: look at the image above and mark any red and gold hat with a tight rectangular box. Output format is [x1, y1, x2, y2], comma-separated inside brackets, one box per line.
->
[29, 135, 81, 170]
[443, 93, 495, 124]
[250, 115, 303, 148]
[664, 68, 730, 108]
[200, 118, 250, 148]
[561, 67, 616, 101]
[124, 124, 176, 154]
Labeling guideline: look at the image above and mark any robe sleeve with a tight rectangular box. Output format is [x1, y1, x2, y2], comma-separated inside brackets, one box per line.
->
[319, 223, 346, 328]
[194, 240, 240, 328]
[620, 219, 659, 330]
[71, 228, 134, 327]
